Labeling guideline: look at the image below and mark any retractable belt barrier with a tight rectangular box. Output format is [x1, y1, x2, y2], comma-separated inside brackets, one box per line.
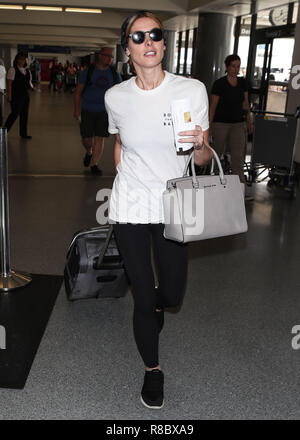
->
[0, 128, 32, 291]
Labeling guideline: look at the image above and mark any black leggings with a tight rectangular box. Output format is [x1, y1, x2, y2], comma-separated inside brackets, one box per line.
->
[113, 223, 188, 368]
[5, 94, 30, 136]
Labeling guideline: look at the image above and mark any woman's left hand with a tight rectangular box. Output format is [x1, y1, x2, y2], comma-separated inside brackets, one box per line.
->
[178, 124, 204, 150]
[178, 124, 213, 166]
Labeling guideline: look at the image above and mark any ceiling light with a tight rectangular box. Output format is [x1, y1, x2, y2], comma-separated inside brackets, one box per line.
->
[25, 6, 63, 12]
[0, 4, 23, 9]
[65, 8, 102, 14]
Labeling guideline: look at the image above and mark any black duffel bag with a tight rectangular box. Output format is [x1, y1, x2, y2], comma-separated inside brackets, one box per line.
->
[64, 225, 128, 301]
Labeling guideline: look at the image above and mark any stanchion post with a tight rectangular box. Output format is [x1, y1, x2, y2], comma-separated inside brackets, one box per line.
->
[0, 128, 32, 291]
[0, 128, 10, 277]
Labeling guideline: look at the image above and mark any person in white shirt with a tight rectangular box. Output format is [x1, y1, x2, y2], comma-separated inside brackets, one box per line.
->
[0, 58, 6, 126]
[5, 52, 33, 138]
[105, 10, 213, 410]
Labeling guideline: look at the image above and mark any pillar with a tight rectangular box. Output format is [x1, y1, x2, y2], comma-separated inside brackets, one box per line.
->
[116, 44, 127, 64]
[115, 43, 129, 75]
[193, 13, 234, 92]
[162, 30, 176, 73]
[0, 46, 11, 71]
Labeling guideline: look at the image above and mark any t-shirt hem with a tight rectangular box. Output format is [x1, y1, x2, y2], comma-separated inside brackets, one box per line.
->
[108, 215, 164, 224]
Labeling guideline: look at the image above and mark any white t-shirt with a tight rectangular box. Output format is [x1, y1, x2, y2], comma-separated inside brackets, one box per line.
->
[104, 71, 209, 224]
[7, 67, 33, 84]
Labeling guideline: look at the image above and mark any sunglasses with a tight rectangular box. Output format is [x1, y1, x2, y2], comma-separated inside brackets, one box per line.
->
[128, 28, 163, 45]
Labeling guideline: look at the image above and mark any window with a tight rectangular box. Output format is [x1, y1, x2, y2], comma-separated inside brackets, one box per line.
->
[238, 15, 251, 77]
[174, 31, 181, 74]
[179, 31, 186, 74]
[186, 30, 194, 75]
[174, 29, 197, 76]
[292, 2, 299, 23]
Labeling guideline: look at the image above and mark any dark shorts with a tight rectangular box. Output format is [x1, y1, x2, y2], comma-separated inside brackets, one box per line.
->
[80, 110, 109, 138]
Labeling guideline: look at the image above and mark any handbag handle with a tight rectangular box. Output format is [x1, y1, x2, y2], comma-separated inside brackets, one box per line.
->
[183, 147, 226, 186]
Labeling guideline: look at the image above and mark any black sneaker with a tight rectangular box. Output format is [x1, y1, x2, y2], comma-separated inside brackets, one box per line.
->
[90, 165, 103, 176]
[83, 153, 92, 167]
[141, 369, 164, 409]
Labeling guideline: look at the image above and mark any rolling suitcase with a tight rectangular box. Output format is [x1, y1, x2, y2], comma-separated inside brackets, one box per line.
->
[64, 225, 128, 301]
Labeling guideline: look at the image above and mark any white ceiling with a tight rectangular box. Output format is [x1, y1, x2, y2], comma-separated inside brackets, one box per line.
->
[0, 0, 296, 53]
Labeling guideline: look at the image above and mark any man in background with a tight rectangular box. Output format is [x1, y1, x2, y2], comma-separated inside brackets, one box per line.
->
[48, 58, 58, 92]
[74, 47, 122, 175]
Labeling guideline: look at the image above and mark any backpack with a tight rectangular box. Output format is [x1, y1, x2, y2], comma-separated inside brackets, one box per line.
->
[83, 64, 118, 94]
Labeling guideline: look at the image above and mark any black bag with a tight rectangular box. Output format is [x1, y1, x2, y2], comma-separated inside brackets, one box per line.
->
[64, 225, 128, 301]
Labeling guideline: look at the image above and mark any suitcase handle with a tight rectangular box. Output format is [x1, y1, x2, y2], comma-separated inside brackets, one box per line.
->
[94, 225, 114, 270]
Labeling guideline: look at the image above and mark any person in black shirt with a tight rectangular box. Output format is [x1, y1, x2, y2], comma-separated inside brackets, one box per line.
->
[48, 58, 58, 92]
[5, 52, 33, 139]
[209, 54, 253, 199]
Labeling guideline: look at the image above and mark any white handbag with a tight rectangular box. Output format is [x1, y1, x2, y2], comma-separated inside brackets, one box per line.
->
[162, 148, 248, 243]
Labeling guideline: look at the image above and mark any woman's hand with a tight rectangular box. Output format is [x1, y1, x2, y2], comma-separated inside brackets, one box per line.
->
[178, 124, 204, 149]
[178, 125, 213, 166]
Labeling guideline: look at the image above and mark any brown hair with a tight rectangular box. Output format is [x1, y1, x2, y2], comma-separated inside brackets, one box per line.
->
[122, 11, 164, 74]
[224, 54, 241, 68]
[125, 11, 163, 44]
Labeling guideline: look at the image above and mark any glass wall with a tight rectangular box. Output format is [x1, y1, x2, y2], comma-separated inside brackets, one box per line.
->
[186, 31, 194, 75]
[266, 37, 295, 112]
[238, 15, 251, 77]
[173, 35, 179, 73]
[236, 2, 297, 78]
[292, 2, 299, 22]
[174, 28, 197, 76]
[179, 31, 186, 74]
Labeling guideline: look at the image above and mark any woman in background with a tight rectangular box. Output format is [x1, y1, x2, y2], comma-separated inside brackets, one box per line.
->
[209, 54, 253, 200]
[5, 52, 33, 139]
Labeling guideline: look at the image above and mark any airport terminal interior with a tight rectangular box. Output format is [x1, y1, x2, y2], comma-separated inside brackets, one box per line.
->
[0, 0, 300, 420]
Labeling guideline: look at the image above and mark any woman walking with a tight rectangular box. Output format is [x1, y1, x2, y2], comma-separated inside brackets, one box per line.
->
[5, 52, 33, 139]
[209, 54, 253, 200]
[105, 10, 213, 409]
